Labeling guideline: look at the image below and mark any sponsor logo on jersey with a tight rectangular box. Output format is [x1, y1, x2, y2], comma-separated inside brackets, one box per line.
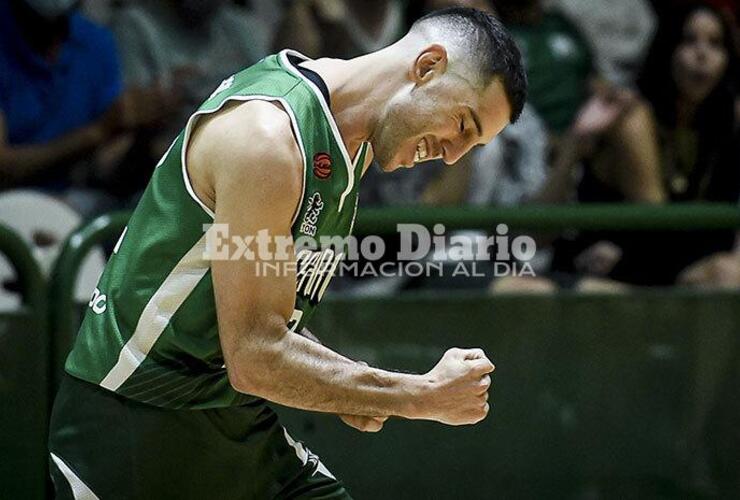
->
[313, 152, 332, 179]
[295, 248, 343, 304]
[89, 287, 107, 314]
[299, 192, 324, 236]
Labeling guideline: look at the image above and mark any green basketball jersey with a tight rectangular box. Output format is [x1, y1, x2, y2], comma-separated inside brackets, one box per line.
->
[65, 50, 368, 409]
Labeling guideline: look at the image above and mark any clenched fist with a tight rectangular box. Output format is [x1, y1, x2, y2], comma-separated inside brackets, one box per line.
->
[419, 348, 494, 426]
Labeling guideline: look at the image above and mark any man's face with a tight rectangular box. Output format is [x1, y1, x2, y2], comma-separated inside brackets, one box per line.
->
[371, 48, 512, 172]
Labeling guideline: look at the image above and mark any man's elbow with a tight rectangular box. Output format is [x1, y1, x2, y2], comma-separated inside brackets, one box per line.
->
[227, 364, 258, 395]
[224, 333, 285, 396]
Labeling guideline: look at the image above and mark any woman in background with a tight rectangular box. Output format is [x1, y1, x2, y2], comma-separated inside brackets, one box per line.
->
[549, 2, 738, 286]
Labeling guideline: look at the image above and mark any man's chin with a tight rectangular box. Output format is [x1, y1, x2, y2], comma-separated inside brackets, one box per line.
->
[381, 161, 414, 172]
[379, 163, 400, 172]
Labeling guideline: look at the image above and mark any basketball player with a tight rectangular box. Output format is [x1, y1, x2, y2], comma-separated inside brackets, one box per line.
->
[48, 7, 526, 499]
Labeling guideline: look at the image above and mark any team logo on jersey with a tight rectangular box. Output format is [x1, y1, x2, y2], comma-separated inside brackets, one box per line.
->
[313, 152, 332, 179]
[299, 192, 324, 236]
[295, 248, 343, 304]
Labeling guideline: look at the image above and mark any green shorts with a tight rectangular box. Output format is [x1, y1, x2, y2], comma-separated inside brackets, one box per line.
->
[48, 375, 351, 499]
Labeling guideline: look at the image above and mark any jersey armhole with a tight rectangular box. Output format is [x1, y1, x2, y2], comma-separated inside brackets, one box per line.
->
[180, 95, 308, 224]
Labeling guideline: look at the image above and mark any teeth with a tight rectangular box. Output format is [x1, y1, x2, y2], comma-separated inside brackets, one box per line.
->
[415, 139, 428, 163]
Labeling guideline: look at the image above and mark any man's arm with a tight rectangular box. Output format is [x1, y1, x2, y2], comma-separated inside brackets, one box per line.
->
[188, 100, 493, 424]
[298, 327, 388, 432]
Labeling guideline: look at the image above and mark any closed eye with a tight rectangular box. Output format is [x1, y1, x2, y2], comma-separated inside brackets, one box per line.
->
[459, 118, 465, 134]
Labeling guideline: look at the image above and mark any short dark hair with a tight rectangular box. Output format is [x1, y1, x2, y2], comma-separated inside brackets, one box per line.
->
[413, 7, 528, 123]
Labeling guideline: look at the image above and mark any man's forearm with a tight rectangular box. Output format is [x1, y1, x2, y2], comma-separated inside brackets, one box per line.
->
[228, 329, 430, 419]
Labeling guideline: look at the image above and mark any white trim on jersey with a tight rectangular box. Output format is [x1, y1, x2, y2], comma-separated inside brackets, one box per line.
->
[279, 49, 365, 213]
[99, 234, 210, 391]
[180, 94, 309, 226]
[50, 452, 100, 500]
[282, 428, 336, 480]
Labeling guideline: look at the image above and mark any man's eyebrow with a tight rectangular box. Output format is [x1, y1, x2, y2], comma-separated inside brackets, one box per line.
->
[468, 107, 483, 138]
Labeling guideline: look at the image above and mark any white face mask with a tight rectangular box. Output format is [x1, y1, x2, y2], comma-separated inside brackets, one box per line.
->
[23, 0, 77, 19]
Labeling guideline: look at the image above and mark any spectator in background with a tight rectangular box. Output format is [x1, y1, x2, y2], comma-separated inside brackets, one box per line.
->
[637, 3, 737, 204]
[495, 0, 593, 135]
[0, 0, 163, 214]
[108, 0, 269, 198]
[547, 2, 739, 286]
[679, 235, 740, 289]
[551, 0, 656, 86]
[273, 0, 405, 58]
[650, 0, 738, 28]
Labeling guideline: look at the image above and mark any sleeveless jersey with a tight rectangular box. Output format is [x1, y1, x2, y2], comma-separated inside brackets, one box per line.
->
[65, 50, 368, 409]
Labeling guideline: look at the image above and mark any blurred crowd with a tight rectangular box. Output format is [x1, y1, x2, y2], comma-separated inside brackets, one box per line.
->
[0, 0, 738, 291]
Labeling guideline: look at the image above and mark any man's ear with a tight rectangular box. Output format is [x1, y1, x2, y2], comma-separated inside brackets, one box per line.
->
[411, 44, 448, 84]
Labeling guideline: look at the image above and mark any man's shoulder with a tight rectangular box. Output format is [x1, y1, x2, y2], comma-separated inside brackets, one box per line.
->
[225, 100, 300, 158]
[192, 99, 303, 188]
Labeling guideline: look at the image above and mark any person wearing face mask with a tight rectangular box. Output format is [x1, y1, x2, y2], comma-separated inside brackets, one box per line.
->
[0, 0, 167, 208]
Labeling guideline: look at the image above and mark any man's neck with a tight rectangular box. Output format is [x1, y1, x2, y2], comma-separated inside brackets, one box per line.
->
[300, 47, 404, 157]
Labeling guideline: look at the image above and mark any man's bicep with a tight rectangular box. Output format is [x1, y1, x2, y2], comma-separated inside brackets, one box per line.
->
[212, 182, 299, 360]
[200, 102, 304, 363]
[210, 227, 296, 357]
[210, 182, 299, 373]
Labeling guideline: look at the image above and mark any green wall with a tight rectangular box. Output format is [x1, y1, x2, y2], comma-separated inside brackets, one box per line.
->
[275, 292, 740, 499]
